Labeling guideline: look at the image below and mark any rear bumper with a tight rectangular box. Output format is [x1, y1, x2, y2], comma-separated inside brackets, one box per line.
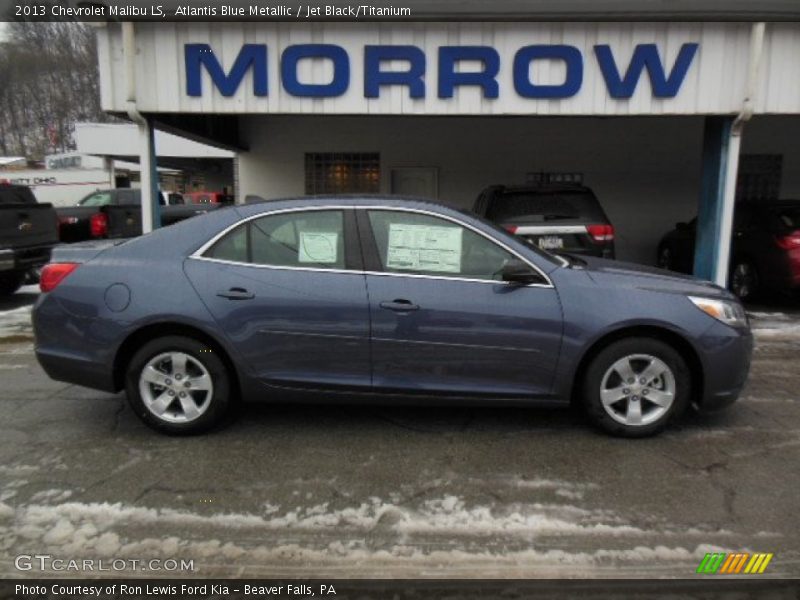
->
[35, 348, 117, 393]
[0, 245, 54, 272]
[33, 293, 118, 393]
[697, 322, 754, 411]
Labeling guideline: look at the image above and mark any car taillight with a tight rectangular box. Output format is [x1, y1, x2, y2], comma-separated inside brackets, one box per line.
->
[775, 230, 800, 250]
[587, 224, 615, 242]
[40, 263, 79, 293]
[90, 212, 108, 238]
[503, 225, 519, 234]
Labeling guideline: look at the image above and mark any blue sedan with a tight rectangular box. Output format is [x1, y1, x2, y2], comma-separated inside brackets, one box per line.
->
[33, 197, 753, 437]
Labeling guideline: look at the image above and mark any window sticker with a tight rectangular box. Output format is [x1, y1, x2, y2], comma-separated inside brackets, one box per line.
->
[298, 231, 339, 264]
[386, 223, 462, 273]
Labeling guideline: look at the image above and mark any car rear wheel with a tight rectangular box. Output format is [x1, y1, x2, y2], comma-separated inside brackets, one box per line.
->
[657, 246, 673, 270]
[125, 335, 232, 434]
[582, 337, 691, 437]
[730, 261, 759, 301]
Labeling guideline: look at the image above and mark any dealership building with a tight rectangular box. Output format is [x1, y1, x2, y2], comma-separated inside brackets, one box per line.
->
[93, 9, 800, 283]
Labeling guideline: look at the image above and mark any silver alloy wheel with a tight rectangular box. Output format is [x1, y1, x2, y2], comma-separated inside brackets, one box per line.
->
[599, 354, 676, 427]
[138, 351, 213, 424]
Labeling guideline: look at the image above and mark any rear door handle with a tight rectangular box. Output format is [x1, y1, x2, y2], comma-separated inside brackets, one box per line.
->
[380, 299, 419, 312]
[217, 287, 255, 300]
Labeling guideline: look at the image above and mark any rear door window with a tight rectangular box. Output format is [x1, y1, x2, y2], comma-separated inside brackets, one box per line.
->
[205, 210, 347, 270]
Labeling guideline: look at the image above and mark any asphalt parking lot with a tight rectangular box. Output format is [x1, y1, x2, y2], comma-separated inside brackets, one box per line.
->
[1, 287, 799, 578]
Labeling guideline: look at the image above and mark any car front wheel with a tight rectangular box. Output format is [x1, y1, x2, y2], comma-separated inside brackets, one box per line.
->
[125, 335, 232, 434]
[582, 337, 691, 437]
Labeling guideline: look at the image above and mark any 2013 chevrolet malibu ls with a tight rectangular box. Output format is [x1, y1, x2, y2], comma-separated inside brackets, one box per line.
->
[32, 197, 753, 437]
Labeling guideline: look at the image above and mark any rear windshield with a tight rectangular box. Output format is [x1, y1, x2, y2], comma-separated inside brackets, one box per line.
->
[486, 191, 605, 222]
[771, 207, 800, 230]
[0, 186, 36, 204]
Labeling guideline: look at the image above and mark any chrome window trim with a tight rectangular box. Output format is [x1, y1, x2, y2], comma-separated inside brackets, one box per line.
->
[189, 204, 555, 288]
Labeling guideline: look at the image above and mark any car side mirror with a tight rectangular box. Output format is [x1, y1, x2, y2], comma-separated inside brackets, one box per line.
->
[501, 259, 542, 285]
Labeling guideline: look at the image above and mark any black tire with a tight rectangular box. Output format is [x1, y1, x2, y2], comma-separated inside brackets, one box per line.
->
[125, 335, 232, 435]
[656, 246, 672, 271]
[0, 271, 25, 296]
[582, 337, 691, 438]
[730, 260, 759, 302]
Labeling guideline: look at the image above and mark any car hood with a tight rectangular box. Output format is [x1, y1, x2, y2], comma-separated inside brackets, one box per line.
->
[576, 255, 734, 299]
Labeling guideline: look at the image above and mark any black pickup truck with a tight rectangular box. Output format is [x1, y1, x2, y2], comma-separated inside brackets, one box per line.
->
[57, 188, 219, 243]
[0, 183, 59, 295]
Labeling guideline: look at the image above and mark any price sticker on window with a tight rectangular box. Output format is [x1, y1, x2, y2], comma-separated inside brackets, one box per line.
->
[386, 224, 462, 273]
[299, 231, 338, 264]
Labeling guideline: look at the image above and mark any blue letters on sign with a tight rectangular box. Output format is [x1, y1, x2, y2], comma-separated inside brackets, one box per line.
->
[594, 43, 699, 98]
[364, 45, 426, 98]
[185, 44, 267, 97]
[438, 46, 500, 99]
[281, 44, 350, 97]
[183, 42, 699, 101]
[513, 45, 583, 98]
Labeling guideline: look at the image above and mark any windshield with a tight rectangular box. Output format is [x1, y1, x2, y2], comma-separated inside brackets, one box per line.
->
[487, 191, 606, 222]
[773, 207, 800, 230]
[79, 192, 112, 207]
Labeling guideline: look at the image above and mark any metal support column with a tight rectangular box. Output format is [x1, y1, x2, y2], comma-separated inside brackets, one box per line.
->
[694, 116, 739, 286]
[138, 116, 161, 233]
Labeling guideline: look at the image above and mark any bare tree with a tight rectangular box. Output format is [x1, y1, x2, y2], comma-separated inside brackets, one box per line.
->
[0, 22, 109, 161]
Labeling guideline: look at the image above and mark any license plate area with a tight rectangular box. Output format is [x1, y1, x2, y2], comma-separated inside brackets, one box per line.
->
[537, 236, 564, 250]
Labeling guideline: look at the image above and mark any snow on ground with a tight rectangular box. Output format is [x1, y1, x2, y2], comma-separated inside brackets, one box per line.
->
[0, 481, 740, 577]
[0, 305, 32, 339]
[748, 310, 800, 340]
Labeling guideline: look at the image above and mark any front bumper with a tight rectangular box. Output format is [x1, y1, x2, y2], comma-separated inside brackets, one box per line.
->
[697, 321, 754, 411]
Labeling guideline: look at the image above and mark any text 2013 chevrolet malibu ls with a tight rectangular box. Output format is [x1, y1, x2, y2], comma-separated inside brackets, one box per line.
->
[33, 197, 753, 437]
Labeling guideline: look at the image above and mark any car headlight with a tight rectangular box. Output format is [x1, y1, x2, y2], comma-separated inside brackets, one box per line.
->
[688, 296, 748, 328]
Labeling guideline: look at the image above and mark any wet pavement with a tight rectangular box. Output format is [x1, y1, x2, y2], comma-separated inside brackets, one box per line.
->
[1, 289, 799, 578]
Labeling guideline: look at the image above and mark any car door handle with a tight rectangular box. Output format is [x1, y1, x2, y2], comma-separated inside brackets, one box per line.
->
[217, 288, 255, 300]
[380, 299, 419, 312]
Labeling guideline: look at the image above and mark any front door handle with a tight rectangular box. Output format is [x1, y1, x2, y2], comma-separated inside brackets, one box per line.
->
[380, 299, 419, 312]
[217, 287, 255, 300]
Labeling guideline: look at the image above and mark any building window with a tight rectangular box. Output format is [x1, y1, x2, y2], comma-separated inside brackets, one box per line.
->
[737, 154, 782, 202]
[305, 153, 380, 195]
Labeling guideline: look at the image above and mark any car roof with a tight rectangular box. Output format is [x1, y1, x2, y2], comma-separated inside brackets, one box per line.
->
[237, 194, 460, 216]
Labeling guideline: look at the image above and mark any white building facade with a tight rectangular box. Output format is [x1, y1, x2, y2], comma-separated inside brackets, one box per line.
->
[94, 20, 800, 278]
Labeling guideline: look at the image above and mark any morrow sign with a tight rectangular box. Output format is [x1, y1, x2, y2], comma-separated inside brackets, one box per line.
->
[185, 42, 699, 99]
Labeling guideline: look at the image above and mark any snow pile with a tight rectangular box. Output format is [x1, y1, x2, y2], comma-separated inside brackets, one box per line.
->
[0, 490, 745, 578]
[0, 305, 33, 339]
[748, 311, 800, 340]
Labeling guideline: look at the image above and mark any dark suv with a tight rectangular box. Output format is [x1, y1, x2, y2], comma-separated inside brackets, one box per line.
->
[473, 184, 615, 258]
[657, 200, 800, 300]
